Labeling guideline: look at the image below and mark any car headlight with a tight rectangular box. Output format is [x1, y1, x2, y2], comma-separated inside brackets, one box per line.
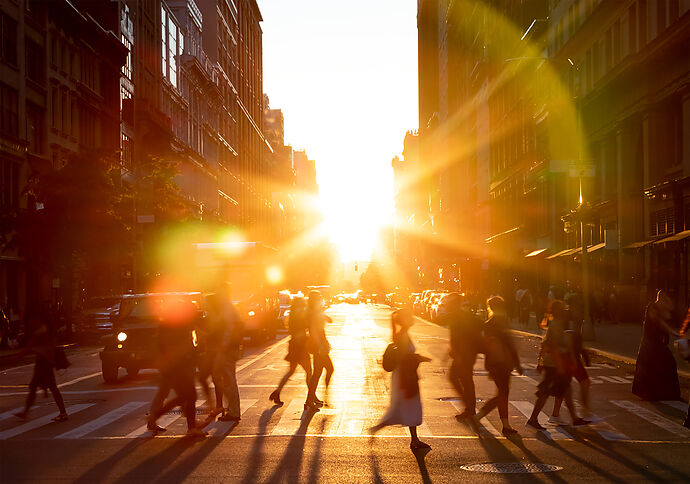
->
[248, 310, 255, 317]
[117, 331, 127, 342]
[284, 310, 290, 317]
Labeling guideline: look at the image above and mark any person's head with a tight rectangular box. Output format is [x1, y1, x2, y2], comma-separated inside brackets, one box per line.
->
[290, 296, 306, 312]
[391, 308, 414, 338]
[486, 296, 506, 319]
[307, 290, 323, 314]
[541, 299, 567, 329]
[655, 290, 674, 320]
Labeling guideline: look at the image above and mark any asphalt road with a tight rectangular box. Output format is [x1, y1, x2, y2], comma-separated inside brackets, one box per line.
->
[1, 304, 689, 483]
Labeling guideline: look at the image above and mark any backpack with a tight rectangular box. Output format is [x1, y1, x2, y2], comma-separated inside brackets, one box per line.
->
[382, 343, 399, 372]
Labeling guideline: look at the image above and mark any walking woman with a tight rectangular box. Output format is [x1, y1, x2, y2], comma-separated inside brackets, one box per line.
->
[14, 315, 68, 422]
[269, 297, 312, 406]
[527, 300, 589, 430]
[632, 290, 681, 401]
[305, 291, 333, 409]
[473, 296, 523, 436]
[369, 309, 432, 451]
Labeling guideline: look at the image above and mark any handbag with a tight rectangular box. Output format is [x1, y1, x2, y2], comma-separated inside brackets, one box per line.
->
[54, 345, 71, 370]
[382, 343, 399, 372]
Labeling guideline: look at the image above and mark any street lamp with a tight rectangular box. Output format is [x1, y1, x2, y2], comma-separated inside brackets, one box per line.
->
[563, 183, 596, 341]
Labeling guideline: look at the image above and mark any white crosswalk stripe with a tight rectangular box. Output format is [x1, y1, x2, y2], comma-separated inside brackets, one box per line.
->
[205, 399, 257, 437]
[661, 400, 688, 412]
[0, 403, 94, 440]
[0, 407, 24, 423]
[611, 400, 690, 438]
[449, 401, 501, 437]
[56, 401, 147, 439]
[125, 400, 207, 438]
[510, 401, 574, 440]
[270, 399, 309, 436]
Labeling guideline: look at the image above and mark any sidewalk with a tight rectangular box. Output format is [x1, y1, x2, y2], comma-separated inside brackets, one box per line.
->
[509, 317, 690, 378]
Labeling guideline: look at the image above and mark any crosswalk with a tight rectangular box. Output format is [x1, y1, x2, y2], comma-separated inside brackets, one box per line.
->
[0, 397, 687, 442]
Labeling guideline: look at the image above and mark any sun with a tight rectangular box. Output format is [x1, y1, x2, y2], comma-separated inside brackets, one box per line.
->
[317, 176, 393, 263]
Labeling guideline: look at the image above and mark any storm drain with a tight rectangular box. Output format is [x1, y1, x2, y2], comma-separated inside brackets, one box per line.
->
[460, 463, 562, 474]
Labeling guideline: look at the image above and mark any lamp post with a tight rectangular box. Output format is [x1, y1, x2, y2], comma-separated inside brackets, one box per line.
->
[563, 185, 595, 341]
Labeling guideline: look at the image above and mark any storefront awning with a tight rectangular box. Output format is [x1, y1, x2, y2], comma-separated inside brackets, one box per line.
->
[653, 229, 690, 245]
[525, 248, 548, 258]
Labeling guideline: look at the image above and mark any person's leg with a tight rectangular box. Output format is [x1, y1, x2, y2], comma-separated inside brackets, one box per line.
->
[323, 355, 334, 388]
[495, 372, 515, 433]
[684, 403, 690, 429]
[275, 362, 298, 394]
[223, 358, 240, 418]
[299, 355, 313, 387]
[408, 426, 430, 449]
[19, 382, 38, 416]
[48, 380, 67, 415]
[448, 359, 465, 400]
[148, 377, 172, 427]
[552, 397, 564, 416]
[308, 354, 325, 404]
[409, 425, 420, 444]
[458, 359, 476, 415]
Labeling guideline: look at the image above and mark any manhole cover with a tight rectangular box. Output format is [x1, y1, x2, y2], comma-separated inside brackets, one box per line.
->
[461, 463, 563, 474]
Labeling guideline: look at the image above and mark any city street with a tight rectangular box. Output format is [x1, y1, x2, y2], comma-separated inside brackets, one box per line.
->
[1, 303, 689, 482]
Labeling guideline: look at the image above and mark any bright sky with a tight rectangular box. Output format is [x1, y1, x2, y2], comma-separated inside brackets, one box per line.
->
[260, 0, 419, 261]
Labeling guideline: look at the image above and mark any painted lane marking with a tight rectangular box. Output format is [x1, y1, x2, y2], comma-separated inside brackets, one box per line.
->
[270, 399, 307, 436]
[511, 401, 573, 440]
[0, 407, 24, 422]
[56, 401, 146, 439]
[205, 399, 258, 437]
[236, 337, 289, 374]
[126, 400, 207, 438]
[449, 400, 501, 437]
[611, 401, 690, 438]
[0, 403, 94, 440]
[661, 400, 688, 412]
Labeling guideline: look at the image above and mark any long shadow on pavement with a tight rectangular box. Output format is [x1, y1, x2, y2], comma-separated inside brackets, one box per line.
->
[306, 417, 327, 484]
[368, 451, 386, 484]
[413, 447, 433, 484]
[112, 438, 199, 483]
[513, 430, 628, 483]
[264, 407, 317, 483]
[73, 438, 148, 484]
[471, 425, 559, 484]
[575, 431, 690, 481]
[153, 422, 239, 484]
[239, 405, 282, 484]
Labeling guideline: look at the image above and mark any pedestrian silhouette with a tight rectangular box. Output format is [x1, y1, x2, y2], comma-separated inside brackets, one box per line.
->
[369, 308, 432, 451]
[305, 291, 332, 410]
[270, 297, 312, 406]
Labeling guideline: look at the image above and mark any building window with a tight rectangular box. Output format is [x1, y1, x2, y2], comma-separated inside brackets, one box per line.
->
[121, 132, 132, 170]
[0, 158, 20, 210]
[0, 84, 19, 138]
[26, 104, 43, 155]
[0, 13, 18, 66]
[121, 35, 132, 80]
[26, 39, 45, 83]
[161, 6, 183, 88]
[651, 207, 674, 236]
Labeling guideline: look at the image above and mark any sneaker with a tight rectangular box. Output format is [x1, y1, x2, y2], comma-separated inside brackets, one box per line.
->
[146, 422, 167, 432]
[548, 415, 568, 426]
[455, 410, 475, 421]
[571, 418, 591, 427]
[582, 414, 605, 424]
[51, 413, 68, 422]
[526, 419, 546, 431]
[13, 411, 28, 420]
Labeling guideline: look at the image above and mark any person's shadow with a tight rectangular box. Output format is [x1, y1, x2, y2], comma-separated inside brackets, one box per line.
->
[412, 447, 433, 484]
[264, 407, 318, 483]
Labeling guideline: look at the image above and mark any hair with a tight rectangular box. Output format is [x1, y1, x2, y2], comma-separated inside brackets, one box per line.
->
[391, 308, 413, 340]
[486, 296, 505, 318]
[541, 299, 567, 329]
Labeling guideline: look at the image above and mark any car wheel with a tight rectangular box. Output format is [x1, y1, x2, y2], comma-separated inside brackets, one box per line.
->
[102, 359, 119, 383]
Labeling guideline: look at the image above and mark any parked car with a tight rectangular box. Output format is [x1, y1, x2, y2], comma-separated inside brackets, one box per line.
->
[0, 306, 25, 349]
[277, 291, 292, 330]
[100, 292, 203, 383]
[241, 294, 280, 344]
[412, 295, 424, 315]
[434, 293, 458, 323]
[74, 296, 122, 344]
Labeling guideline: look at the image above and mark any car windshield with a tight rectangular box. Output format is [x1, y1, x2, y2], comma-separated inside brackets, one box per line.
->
[118, 295, 201, 325]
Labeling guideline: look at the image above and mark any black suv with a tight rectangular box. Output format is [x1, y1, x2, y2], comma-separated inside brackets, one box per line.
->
[100, 293, 203, 383]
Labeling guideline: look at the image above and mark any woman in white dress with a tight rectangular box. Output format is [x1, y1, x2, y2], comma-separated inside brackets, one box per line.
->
[369, 309, 431, 451]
